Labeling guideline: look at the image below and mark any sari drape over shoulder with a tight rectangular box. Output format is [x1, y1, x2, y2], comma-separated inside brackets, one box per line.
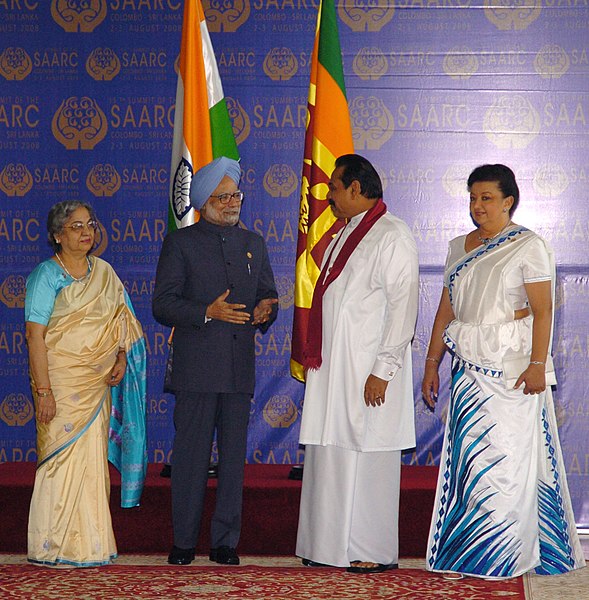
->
[28, 257, 147, 567]
[426, 226, 585, 579]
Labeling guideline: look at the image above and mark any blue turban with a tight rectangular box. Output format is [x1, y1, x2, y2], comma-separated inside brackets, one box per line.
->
[189, 156, 241, 210]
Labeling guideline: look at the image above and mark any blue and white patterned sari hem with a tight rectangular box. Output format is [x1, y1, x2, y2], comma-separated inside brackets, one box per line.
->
[427, 358, 584, 578]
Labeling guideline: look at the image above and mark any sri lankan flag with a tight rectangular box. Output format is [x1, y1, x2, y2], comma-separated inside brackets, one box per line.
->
[290, 0, 354, 382]
[168, 0, 239, 231]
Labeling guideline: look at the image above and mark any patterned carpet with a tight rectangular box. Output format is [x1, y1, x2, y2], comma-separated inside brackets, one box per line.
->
[0, 555, 586, 599]
[0, 557, 525, 600]
[0, 561, 525, 600]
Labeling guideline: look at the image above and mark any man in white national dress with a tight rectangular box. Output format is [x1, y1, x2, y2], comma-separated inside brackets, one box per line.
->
[296, 154, 419, 574]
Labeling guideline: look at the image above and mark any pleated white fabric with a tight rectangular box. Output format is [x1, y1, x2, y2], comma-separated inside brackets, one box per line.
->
[296, 445, 400, 568]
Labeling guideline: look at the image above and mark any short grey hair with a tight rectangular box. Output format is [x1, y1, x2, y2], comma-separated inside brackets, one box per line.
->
[47, 200, 96, 253]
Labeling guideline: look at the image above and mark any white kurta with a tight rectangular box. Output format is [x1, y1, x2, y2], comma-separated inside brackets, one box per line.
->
[299, 211, 419, 452]
[296, 210, 418, 567]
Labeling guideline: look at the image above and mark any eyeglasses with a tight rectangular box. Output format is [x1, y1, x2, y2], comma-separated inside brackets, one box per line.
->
[63, 220, 98, 232]
[209, 191, 244, 205]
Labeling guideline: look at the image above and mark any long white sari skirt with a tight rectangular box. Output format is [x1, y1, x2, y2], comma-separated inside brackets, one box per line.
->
[426, 358, 584, 578]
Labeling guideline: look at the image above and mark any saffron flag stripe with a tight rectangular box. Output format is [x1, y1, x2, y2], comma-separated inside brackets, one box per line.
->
[311, 69, 350, 152]
[179, 1, 210, 172]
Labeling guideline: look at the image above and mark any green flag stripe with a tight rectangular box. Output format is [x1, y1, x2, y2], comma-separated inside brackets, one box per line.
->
[316, 0, 347, 96]
[167, 202, 177, 232]
[210, 100, 239, 160]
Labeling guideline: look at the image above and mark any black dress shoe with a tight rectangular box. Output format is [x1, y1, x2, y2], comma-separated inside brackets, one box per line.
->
[209, 546, 240, 565]
[168, 545, 195, 565]
[288, 465, 303, 480]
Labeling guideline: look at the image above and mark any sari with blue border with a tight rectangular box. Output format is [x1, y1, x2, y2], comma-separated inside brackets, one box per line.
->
[27, 257, 147, 567]
[426, 226, 584, 579]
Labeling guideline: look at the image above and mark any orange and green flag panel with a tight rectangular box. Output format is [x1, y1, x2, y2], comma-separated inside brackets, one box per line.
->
[290, 0, 354, 382]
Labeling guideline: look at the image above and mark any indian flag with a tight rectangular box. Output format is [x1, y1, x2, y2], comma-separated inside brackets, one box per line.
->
[290, 0, 354, 382]
[168, 0, 239, 231]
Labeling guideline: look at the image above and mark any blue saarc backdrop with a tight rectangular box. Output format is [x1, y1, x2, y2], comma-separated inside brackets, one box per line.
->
[1, 2, 588, 525]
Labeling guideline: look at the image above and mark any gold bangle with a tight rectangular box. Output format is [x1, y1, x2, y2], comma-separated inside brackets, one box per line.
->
[425, 357, 439, 364]
[37, 390, 53, 398]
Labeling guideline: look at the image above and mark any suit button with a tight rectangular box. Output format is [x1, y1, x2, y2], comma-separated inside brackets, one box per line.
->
[226, 261, 231, 265]
[233, 334, 237, 339]
[230, 283, 235, 289]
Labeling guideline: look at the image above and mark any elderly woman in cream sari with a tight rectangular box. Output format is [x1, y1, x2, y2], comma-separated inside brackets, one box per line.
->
[25, 201, 147, 568]
[422, 165, 584, 579]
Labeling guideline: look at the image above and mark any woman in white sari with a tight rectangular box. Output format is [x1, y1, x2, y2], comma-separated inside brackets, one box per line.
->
[25, 201, 147, 568]
[422, 165, 584, 579]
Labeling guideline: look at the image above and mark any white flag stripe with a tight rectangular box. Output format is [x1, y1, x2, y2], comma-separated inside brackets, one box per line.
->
[169, 76, 195, 228]
[200, 19, 223, 109]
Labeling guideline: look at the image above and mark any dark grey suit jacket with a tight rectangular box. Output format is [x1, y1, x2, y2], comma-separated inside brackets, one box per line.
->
[152, 218, 277, 394]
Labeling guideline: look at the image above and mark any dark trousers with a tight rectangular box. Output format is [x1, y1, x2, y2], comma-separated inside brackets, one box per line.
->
[171, 391, 251, 549]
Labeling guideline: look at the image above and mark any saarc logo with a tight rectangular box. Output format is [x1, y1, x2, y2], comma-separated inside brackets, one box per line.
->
[52, 97, 108, 150]
[484, 0, 541, 30]
[339, 2, 395, 32]
[0, 164, 33, 197]
[263, 48, 298, 82]
[0, 47, 32, 81]
[0, 394, 34, 427]
[443, 47, 479, 81]
[87, 164, 122, 197]
[350, 96, 395, 150]
[263, 395, 298, 429]
[533, 164, 569, 198]
[263, 164, 298, 198]
[51, 0, 107, 33]
[226, 97, 250, 146]
[442, 165, 473, 199]
[0, 275, 26, 309]
[86, 48, 121, 81]
[275, 275, 294, 311]
[483, 94, 540, 149]
[204, 0, 250, 33]
[353, 47, 388, 81]
[534, 45, 570, 79]
[92, 220, 109, 257]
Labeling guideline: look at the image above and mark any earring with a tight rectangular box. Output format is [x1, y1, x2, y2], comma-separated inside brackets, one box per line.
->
[502, 209, 508, 213]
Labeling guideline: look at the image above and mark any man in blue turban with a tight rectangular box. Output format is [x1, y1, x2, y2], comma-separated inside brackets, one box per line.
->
[188, 156, 242, 212]
[153, 157, 278, 566]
